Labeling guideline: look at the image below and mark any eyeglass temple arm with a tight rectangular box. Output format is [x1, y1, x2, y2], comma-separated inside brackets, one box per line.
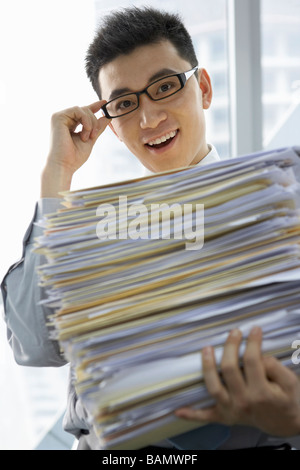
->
[185, 66, 198, 80]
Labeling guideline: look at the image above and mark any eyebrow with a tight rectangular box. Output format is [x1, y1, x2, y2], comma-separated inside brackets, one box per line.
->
[108, 68, 178, 101]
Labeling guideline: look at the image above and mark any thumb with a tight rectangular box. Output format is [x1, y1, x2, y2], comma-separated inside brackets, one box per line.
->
[95, 114, 111, 138]
[88, 100, 112, 140]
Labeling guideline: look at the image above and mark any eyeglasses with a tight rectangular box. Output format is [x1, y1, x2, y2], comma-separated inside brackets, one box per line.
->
[101, 66, 198, 119]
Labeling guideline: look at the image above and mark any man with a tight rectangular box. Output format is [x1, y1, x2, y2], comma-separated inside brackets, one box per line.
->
[1, 7, 300, 450]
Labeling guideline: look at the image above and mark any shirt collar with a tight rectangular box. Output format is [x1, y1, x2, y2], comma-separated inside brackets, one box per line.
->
[196, 144, 220, 166]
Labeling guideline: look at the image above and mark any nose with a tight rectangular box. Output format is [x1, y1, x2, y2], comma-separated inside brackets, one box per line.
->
[138, 95, 168, 129]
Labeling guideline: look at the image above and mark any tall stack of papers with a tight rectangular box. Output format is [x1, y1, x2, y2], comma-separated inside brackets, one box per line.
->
[35, 147, 300, 449]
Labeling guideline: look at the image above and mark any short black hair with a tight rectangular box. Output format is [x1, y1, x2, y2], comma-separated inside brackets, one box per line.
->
[85, 6, 198, 98]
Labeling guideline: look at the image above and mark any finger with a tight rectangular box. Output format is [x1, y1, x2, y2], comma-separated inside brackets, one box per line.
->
[220, 329, 247, 396]
[243, 327, 267, 389]
[88, 100, 107, 114]
[81, 106, 109, 142]
[263, 355, 299, 393]
[94, 117, 111, 140]
[175, 406, 220, 423]
[202, 346, 229, 404]
[88, 101, 111, 140]
[69, 107, 95, 142]
[72, 102, 106, 142]
[82, 107, 102, 141]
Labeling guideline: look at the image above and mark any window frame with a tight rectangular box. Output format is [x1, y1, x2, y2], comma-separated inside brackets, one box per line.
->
[227, 0, 263, 157]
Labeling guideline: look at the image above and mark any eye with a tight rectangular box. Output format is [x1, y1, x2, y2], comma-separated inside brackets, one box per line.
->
[158, 82, 173, 93]
[154, 78, 179, 97]
[118, 99, 135, 110]
[110, 95, 138, 115]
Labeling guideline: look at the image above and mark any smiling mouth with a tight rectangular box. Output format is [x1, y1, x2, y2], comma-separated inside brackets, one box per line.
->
[145, 130, 178, 150]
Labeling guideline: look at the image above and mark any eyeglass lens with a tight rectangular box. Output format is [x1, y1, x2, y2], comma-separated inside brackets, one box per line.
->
[106, 75, 182, 117]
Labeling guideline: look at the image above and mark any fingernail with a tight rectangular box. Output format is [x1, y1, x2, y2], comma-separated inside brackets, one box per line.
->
[250, 326, 261, 336]
[202, 346, 213, 359]
[230, 328, 241, 338]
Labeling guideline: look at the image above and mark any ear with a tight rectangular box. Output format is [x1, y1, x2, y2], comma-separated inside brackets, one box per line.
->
[198, 68, 213, 110]
[109, 121, 122, 141]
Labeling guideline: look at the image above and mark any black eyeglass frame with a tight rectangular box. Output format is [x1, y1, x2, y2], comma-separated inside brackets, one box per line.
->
[101, 66, 199, 119]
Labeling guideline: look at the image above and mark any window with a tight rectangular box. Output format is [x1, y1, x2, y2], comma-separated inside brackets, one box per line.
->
[261, 0, 300, 148]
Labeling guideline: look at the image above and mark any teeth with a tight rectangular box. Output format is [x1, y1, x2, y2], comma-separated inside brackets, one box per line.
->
[148, 130, 177, 146]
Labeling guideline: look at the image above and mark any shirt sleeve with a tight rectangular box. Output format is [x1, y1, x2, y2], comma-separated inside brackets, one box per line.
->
[1, 199, 67, 367]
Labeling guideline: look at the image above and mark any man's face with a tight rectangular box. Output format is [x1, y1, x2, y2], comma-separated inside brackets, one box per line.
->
[98, 40, 212, 173]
